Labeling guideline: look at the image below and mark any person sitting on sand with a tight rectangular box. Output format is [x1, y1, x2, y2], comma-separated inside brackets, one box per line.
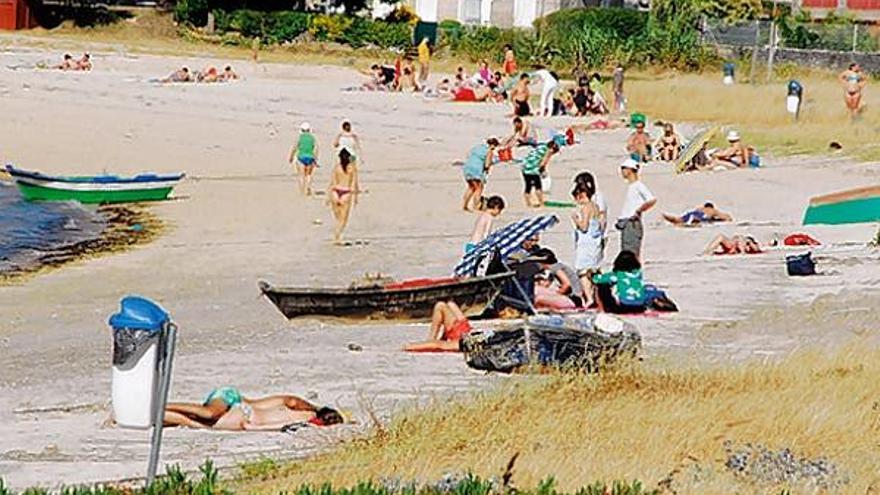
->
[626, 120, 651, 163]
[328, 149, 360, 245]
[451, 83, 504, 103]
[654, 123, 681, 162]
[161, 67, 193, 83]
[454, 66, 468, 87]
[398, 58, 420, 93]
[403, 300, 473, 352]
[711, 131, 751, 168]
[592, 250, 647, 314]
[534, 271, 577, 311]
[703, 233, 762, 255]
[164, 388, 343, 430]
[503, 117, 538, 148]
[663, 202, 732, 226]
[534, 248, 584, 308]
[55, 54, 75, 71]
[466, 195, 505, 252]
[363, 64, 396, 91]
[219, 65, 238, 82]
[197, 66, 220, 83]
[510, 74, 532, 117]
[75, 53, 92, 71]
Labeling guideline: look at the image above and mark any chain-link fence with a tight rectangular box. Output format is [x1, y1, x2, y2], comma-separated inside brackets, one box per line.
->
[703, 16, 880, 53]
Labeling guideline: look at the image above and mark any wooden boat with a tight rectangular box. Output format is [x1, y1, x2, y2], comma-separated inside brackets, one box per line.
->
[258, 272, 515, 321]
[5, 165, 184, 204]
[802, 185, 880, 225]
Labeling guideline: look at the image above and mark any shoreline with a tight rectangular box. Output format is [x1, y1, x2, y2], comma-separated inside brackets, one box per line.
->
[0, 204, 163, 286]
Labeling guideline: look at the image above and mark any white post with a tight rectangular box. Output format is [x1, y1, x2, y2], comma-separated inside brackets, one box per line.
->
[852, 23, 858, 53]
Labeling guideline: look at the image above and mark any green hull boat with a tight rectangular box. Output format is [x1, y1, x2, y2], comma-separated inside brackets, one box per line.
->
[803, 185, 880, 225]
[5, 165, 184, 204]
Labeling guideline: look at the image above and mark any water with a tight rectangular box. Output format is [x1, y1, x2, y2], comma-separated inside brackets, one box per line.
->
[0, 182, 106, 273]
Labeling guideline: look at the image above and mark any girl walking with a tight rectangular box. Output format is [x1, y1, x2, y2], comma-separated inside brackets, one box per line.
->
[328, 149, 360, 245]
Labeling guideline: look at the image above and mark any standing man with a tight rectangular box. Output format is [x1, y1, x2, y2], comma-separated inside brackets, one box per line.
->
[615, 159, 656, 260]
[612, 64, 625, 113]
[418, 37, 431, 83]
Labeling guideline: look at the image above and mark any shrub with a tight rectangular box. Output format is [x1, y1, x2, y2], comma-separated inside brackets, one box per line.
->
[309, 14, 354, 43]
[266, 11, 311, 43]
[175, 0, 210, 25]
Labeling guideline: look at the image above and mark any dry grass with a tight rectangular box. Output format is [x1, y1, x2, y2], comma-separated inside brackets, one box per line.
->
[626, 70, 880, 161]
[239, 346, 880, 494]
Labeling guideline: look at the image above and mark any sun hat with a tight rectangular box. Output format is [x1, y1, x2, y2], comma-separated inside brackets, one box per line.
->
[726, 130, 740, 142]
[620, 158, 640, 171]
[300, 122, 311, 132]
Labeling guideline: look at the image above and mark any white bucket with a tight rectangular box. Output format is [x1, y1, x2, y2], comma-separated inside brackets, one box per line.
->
[786, 95, 801, 114]
[112, 341, 157, 429]
[723, 75, 735, 86]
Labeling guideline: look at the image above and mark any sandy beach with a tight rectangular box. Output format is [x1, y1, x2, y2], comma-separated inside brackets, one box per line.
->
[1, 41, 879, 489]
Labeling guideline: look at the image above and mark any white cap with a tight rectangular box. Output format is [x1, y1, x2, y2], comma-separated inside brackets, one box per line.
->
[726, 130, 740, 142]
[620, 158, 640, 171]
[300, 122, 311, 132]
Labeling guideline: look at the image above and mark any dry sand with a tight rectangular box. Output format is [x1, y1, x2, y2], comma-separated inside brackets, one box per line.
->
[0, 41, 879, 489]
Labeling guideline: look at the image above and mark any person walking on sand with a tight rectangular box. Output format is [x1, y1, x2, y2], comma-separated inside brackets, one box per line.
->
[289, 122, 319, 195]
[462, 138, 500, 211]
[466, 195, 505, 253]
[615, 159, 656, 260]
[417, 37, 431, 82]
[328, 149, 360, 244]
[839, 62, 867, 119]
[531, 66, 559, 117]
[333, 121, 363, 167]
[520, 140, 560, 208]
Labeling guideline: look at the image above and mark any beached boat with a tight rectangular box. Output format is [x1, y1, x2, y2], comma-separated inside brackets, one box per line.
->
[802, 185, 880, 225]
[258, 272, 515, 321]
[4, 165, 184, 204]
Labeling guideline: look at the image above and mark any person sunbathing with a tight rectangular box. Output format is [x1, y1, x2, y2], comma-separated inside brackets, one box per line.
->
[55, 54, 75, 71]
[197, 66, 220, 83]
[164, 389, 343, 430]
[219, 65, 238, 82]
[712, 131, 751, 168]
[75, 53, 92, 71]
[703, 233, 762, 255]
[403, 301, 472, 352]
[534, 272, 577, 311]
[161, 67, 193, 83]
[654, 123, 681, 161]
[663, 202, 732, 226]
[362, 64, 395, 91]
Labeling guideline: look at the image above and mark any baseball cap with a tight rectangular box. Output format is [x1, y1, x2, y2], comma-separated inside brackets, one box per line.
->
[300, 122, 311, 131]
[620, 158, 640, 171]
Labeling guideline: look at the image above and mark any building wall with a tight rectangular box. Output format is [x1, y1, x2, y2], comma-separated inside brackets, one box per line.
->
[491, 0, 515, 27]
[437, 0, 458, 22]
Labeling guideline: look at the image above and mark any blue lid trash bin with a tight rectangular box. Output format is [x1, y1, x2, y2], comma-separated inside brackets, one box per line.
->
[110, 296, 171, 428]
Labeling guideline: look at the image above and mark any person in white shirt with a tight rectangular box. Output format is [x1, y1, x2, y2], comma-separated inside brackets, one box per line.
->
[531, 67, 559, 117]
[615, 159, 656, 259]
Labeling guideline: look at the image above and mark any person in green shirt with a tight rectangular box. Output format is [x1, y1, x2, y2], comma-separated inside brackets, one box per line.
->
[520, 140, 559, 208]
[289, 122, 319, 196]
[592, 250, 647, 314]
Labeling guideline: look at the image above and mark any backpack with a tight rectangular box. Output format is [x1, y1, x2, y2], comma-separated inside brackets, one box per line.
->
[786, 252, 816, 276]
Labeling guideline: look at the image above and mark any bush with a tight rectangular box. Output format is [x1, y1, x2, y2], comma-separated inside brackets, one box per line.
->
[309, 14, 354, 42]
[176, 0, 210, 25]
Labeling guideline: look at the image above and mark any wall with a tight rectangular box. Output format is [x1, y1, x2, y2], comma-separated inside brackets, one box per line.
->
[490, 0, 514, 27]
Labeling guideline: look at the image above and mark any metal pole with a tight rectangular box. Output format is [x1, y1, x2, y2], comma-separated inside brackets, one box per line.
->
[749, 19, 760, 84]
[766, 0, 779, 83]
[146, 323, 177, 486]
[852, 24, 858, 53]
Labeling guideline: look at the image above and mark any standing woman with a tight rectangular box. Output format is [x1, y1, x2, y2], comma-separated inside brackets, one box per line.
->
[328, 149, 360, 245]
[289, 122, 319, 195]
[839, 63, 867, 119]
[332, 121, 364, 167]
[571, 184, 603, 308]
[531, 66, 559, 117]
[461, 138, 500, 211]
[503, 44, 518, 77]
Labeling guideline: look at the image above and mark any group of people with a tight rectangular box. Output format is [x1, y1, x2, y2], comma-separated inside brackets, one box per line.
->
[288, 120, 364, 244]
[54, 53, 92, 71]
[159, 65, 239, 84]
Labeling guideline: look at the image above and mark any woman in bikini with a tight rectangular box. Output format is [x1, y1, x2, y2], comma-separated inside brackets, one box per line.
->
[328, 149, 360, 244]
[654, 123, 681, 161]
[839, 63, 867, 118]
[703, 234, 762, 255]
[403, 300, 473, 353]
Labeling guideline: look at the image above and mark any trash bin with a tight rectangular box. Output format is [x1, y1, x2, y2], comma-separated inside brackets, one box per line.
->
[110, 296, 170, 429]
[723, 62, 735, 85]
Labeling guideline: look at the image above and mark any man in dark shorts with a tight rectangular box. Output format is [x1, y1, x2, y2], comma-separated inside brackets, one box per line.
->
[519, 140, 560, 208]
[511, 73, 531, 117]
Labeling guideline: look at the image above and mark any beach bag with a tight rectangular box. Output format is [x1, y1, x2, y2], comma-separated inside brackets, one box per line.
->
[497, 147, 513, 162]
[749, 153, 761, 168]
[644, 284, 678, 312]
[786, 252, 816, 276]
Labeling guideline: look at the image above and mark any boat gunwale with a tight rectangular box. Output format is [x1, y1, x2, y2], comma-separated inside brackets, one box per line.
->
[258, 272, 515, 297]
[5, 165, 185, 185]
[808, 185, 880, 206]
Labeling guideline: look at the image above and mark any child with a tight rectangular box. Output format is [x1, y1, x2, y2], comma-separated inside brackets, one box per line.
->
[615, 159, 656, 259]
[592, 250, 646, 314]
[289, 122, 319, 195]
[462, 138, 500, 211]
[571, 185, 603, 308]
[466, 195, 505, 253]
[520, 140, 560, 208]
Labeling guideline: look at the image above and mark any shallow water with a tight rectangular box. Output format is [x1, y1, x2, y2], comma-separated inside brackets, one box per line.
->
[0, 182, 105, 273]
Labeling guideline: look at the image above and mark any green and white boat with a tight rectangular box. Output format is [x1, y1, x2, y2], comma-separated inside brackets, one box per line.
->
[803, 185, 880, 225]
[5, 164, 184, 204]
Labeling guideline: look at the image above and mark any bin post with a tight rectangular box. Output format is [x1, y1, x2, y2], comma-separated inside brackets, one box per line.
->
[146, 322, 177, 486]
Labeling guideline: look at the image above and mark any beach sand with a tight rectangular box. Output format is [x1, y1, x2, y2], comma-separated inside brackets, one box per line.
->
[1, 43, 879, 489]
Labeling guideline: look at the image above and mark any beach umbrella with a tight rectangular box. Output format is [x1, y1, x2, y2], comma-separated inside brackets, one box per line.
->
[454, 214, 559, 277]
[802, 185, 880, 225]
[674, 126, 719, 173]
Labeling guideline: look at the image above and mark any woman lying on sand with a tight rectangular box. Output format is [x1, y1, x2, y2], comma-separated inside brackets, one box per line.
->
[196, 65, 239, 83]
[164, 388, 343, 430]
[160, 67, 193, 83]
[704, 233, 762, 255]
[663, 202, 732, 226]
[404, 300, 473, 352]
[54, 53, 91, 71]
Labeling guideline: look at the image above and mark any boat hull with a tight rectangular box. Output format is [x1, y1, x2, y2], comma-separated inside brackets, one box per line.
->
[16, 182, 175, 204]
[803, 186, 880, 225]
[259, 272, 514, 321]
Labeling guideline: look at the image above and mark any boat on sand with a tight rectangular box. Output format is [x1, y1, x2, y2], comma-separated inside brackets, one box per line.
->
[802, 185, 880, 225]
[258, 272, 515, 321]
[5, 165, 184, 204]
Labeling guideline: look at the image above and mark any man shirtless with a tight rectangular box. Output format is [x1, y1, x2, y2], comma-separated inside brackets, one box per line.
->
[510, 73, 532, 117]
[503, 117, 537, 148]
